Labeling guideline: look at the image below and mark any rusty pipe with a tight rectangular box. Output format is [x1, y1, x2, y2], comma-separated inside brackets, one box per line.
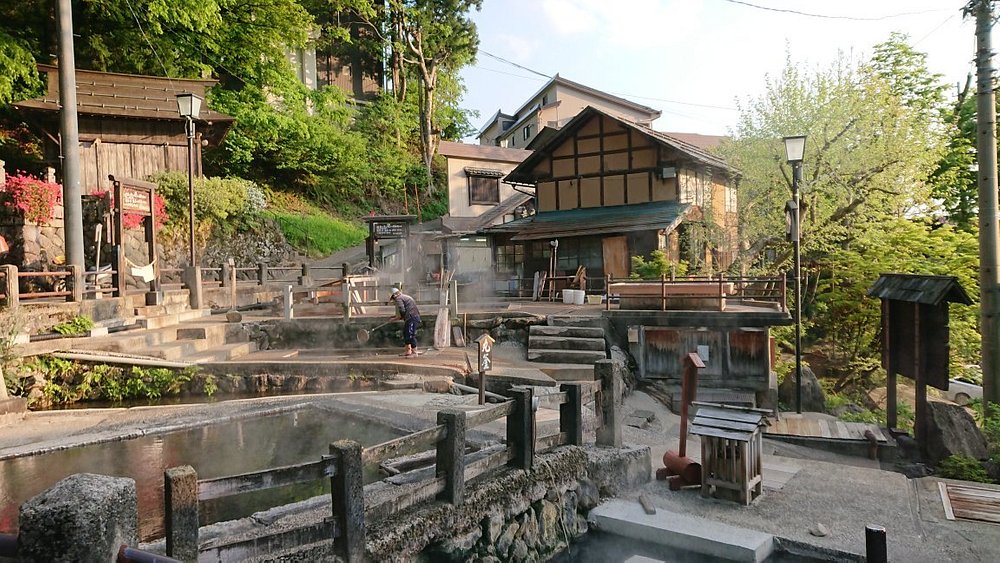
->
[117, 544, 182, 563]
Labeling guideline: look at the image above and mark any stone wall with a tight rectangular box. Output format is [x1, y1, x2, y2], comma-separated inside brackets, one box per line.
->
[0, 203, 65, 269]
[367, 444, 651, 562]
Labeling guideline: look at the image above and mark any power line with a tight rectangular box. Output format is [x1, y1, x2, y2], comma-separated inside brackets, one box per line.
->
[718, 0, 951, 21]
[123, 0, 174, 89]
[479, 51, 551, 79]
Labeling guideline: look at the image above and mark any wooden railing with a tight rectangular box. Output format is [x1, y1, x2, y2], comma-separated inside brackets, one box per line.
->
[606, 273, 787, 312]
[164, 375, 618, 562]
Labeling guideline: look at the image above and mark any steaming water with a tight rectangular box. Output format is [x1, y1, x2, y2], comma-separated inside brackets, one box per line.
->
[0, 407, 400, 541]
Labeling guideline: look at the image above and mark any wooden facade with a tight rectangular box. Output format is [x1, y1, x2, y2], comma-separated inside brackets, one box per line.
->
[488, 107, 737, 281]
[14, 65, 233, 194]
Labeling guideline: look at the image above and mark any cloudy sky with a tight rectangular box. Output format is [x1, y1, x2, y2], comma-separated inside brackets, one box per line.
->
[459, 0, 978, 138]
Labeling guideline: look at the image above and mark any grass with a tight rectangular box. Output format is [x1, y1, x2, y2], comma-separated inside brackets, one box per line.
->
[266, 210, 367, 258]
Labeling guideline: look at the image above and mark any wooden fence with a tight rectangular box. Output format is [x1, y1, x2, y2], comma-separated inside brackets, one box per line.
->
[606, 273, 787, 312]
[163, 375, 617, 562]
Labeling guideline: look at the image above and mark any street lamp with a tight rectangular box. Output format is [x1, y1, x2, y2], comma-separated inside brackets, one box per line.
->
[784, 135, 806, 414]
[176, 92, 203, 266]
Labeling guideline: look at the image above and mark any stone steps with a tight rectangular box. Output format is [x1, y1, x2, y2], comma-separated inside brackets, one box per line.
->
[529, 325, 605, 338]
[188, 341, 257, 364]
[527, 349, 608, 364]
[546, 315, 604, 328]
[527, 335, 606, 351]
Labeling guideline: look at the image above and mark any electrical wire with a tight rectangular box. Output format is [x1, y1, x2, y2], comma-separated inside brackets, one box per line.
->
[123, 0, 175, 89]
[717, 0, 951, 21]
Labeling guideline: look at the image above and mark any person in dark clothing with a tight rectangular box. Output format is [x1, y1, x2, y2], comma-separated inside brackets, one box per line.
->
[388, 287, 421, 356]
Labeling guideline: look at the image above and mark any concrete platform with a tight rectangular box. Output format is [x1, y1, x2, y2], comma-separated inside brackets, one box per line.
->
[589, 499, 774, 562]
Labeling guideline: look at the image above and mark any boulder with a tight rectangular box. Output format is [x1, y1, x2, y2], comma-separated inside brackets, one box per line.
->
[925, 400, 988, 464]
[778, 366, 825, 412]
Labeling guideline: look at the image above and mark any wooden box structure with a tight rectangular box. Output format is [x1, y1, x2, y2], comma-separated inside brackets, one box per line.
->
[690, 402, 768, 505]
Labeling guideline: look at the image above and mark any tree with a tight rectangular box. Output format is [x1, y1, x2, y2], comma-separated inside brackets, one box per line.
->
[330, 0, 481, 192]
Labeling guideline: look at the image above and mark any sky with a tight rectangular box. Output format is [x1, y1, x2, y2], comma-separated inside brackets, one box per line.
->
[458, 0, 979, 139]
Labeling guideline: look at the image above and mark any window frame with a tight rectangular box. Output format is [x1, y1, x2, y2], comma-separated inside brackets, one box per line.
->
[467, 174, 501, 205]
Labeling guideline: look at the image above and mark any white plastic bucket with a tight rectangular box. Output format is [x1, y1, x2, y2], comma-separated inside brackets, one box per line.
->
[562, 290, 575, 304]
[573, 290, 585, 305]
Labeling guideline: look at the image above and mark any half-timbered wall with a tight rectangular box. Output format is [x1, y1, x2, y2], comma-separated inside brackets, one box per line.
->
[534, 115, 678, 213]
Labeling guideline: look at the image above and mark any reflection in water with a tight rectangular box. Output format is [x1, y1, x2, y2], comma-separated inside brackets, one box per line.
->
[0, 408, 400, 541]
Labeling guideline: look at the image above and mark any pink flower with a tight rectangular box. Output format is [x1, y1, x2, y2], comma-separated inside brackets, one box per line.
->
[1, 173, 62, 224]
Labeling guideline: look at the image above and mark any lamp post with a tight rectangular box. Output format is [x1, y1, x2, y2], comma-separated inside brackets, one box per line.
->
[784, 135, 806, 414]
[176, 92, 202, 266]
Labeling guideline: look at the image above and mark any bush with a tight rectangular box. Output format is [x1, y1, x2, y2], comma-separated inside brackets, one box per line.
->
[51, 316, 95, 336]
[630, 251, 688, 280]
[938, 454, 992, 483]
[150, 171, 259, 229]
[1, 172, 61, 224]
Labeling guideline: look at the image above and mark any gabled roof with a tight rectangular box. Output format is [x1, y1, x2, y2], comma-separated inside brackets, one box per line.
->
[438, 140, 531, 164]
[442, 192, 533, 234]
[15, 65, 233, 124]
[867, 274, 973, 305]
[477, 74, 661, 140]
[505, 106, 732, 185]
[484, 200, 690, 241]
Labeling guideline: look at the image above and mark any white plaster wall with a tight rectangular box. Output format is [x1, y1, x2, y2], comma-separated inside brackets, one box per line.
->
[447, 157, 525, 218]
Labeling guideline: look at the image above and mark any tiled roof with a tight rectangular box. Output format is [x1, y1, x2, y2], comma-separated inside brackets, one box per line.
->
[15, 65, 233, 124]
[485, 200, 690, 241]
[661, 132, 727, 152]
[867, 274, 973, 305]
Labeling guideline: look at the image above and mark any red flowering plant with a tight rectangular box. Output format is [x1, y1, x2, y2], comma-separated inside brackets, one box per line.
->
[90, 189, 169, 230]
[1, 173, 62, 224]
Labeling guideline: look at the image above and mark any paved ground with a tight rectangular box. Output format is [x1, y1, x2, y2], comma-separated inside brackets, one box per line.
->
[4, 314, 1000, 562]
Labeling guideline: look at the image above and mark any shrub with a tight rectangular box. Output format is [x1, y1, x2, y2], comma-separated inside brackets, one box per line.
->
[51, 316, 95, 336]
[630, 251, 688, 280]
[1, 172, 61, 224]
[938, 454, 992, 483]
[150, 171, 257, 228]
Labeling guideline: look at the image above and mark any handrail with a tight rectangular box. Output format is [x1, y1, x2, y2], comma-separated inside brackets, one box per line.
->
[197, 457, 337, 500]
[361, 425, 447, 466]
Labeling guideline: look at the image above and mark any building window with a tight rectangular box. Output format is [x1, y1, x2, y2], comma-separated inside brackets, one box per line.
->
[465, 167, 503, 205]
[495, 243, 524, 273]
[523, 125, 532, 140]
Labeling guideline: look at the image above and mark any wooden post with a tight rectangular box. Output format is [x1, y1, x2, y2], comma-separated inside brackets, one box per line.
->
[436, 410, 467, 505]
[595, 359, 622, 447]
[865, 525, 888, 563]
[781, 271, 787, 313]
[661, 274, 667, 311]
[560, 383, 584, 446]
[257, 262, 268, 286]
[330, 440, 364, 563]
[0, 265, 16, 308]
[883, 299, 897, 430]
[221, 260, 232, 288]
[299, 263, 311, 286]
[283, 285, 294, 320]
[606, 274, 611, 311]
[506, 388, 535, 470]
[914, 303, 926, 453]
[164, 465, 199, 562]
[66, 264, 82, 302]
[680, 352, 705, 458]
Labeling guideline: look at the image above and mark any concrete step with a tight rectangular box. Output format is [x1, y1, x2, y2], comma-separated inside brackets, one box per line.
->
[537, 364, 597, 382]
[75, 326, 180, 353]
[547, 315, 603, 328]
[529, 325, 605, 338]
[588, 499, 775, 562]
[136, 309, 209, 330]
[188, 341, 257, 364]
[528, 335, 606, 351]
[527, 349, 607, 365]
[176, 324, 227, 348]
[141, 338, 216, 361]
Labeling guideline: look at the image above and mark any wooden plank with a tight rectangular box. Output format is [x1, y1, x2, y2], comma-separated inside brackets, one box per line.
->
[535, 432, 568, 453]
[198, 458, 335, 500]
[691, 417, 759, 433]
[362, 425, 447, 466]
[465, 401, 515, 428]
[949, 485, 1000, 500]
[689, 425, 753, 442]
[365, 478, 446, 523]
[200, 520, 335, 561]
[464, 448, 515, 482]
[692, 408, 764, 425]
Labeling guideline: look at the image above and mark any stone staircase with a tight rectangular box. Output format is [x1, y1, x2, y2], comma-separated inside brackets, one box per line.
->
[526, 315, 608, 380]
[71, 291, 256, 365]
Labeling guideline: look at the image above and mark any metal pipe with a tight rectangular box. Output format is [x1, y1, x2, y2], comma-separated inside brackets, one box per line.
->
[186, 117, 196, 266]
[450, 382, 505, 402]
[118, 544, 181, 563]
[792, 160, 803, 414]
[56, 0, 85, 272]
[864, 525, 887, 563]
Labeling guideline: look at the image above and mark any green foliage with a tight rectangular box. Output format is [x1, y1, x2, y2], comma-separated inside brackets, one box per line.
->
[267, 210, 367, 258]
[150, 172, 260, 228]
[0, 30, 42, 104]
[18, 358, 209, 407]
[938, 454, 992, 483]
[970, 400, 1000, 455]
[51, 316, 95, 336]
[630, 251, 689, 280]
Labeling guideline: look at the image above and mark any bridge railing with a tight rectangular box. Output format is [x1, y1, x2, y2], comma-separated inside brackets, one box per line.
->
[164, 365, 620, 562]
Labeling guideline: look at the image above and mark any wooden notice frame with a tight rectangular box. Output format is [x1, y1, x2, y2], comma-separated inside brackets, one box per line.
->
[109, 175, 161, 304]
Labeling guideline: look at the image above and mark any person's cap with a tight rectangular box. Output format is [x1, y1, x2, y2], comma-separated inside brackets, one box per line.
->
[387, 287, 400, 303]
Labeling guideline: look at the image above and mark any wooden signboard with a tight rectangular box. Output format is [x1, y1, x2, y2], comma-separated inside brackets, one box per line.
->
[121, 185, 153, 216]
[883, 300, 950, 391]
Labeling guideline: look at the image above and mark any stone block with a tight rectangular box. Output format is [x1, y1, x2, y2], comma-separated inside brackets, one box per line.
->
[0, 397, 27, 427]
[584, 443, 652, 497]
[18, 473, 137, 562]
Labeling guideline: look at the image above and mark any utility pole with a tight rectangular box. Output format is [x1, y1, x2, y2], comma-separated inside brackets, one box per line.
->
[972, 0, 1000, 408]
[56, 0, 84, 271]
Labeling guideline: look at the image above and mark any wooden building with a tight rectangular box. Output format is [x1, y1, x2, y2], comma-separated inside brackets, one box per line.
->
[13, 65, 234, 194]
[485, 106, 738, 283]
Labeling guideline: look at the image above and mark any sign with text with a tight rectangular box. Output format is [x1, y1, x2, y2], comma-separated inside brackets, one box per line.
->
[476, 333, 495, 373]
[121, 186, 153, 216]
[373, 221, 408, 239]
